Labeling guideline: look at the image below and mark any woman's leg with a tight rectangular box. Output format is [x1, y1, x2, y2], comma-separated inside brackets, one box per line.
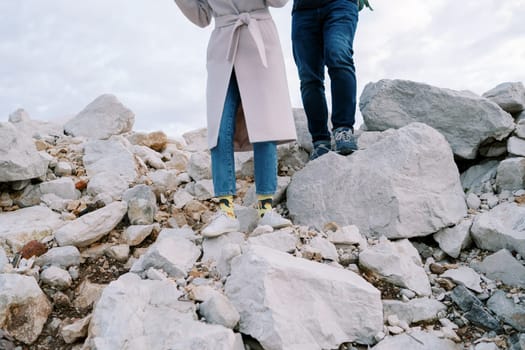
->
[211, 71, 241, 216]
[203, 71, 241, 237]
[253, 141, 290, 227]
[254, 141, 276, 218]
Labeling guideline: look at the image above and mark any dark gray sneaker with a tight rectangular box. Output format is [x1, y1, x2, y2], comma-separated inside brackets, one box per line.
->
[309, 140, 331, 161]
[334, 127, 358, 155]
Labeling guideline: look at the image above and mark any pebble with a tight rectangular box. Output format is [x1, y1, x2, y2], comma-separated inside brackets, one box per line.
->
[388, 326, 404, 335]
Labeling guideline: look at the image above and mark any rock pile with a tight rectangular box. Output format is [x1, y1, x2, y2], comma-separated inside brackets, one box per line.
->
[1, 81, 525, 350]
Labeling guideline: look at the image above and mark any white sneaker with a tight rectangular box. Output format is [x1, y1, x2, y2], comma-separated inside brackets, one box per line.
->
[259, 210, 292, 229]
[201, 212, 240, 238]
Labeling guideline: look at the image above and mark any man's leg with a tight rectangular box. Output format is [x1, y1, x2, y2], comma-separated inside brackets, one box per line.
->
[292, 9, 330, 144]
[323, 0, 359, 131]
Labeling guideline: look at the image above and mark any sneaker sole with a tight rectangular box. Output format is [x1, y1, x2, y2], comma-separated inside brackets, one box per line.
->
[335, 147, 357, 155]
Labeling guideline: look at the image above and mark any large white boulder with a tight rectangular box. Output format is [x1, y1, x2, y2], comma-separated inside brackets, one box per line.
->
[225, 245, 383, 349]
[84, 273, 243, 350]
[287, 123, 467, 238]
[64, 94, 134, 139]
[0, 122, 49, 182]
[360, 79, 515, 159]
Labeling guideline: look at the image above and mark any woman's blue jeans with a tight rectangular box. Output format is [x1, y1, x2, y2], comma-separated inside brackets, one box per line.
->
[292, 0, 359, 143]
[211, 71, 277, 197]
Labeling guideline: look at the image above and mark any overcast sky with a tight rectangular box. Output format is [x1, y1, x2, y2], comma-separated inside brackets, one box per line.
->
[1, 0, 524, 137]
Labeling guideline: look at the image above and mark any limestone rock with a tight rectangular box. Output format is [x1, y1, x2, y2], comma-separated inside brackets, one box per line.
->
[359, 238, 432, 296]
[287, 123, 467, 238]
[508, 137, 525, 157]
[0, 274, 52, 344]
[0, 205, 64, 251]
[496, 157, 525, 193]
[199, 292, 240, 329]
[123, 224, 156, 246]
[182, 127, 208, 152]
[293, 108, 313, 152]
[127, 131, 168, 152]
[187, 151, 211, 181]
[40, 265, 73, 289]
[0, 248, 8, 273]
[471, 202, 525, 256]
[360, 79, 515, 159]
[73, 280, 106, 309]
[54, 201, 128, 247]
[61, 315, 91, 344]
[35, 246, 81, 268]
[39, 177, 80, 200]
[247, 230, 298, 254]
[441, 266, 483, 293]
[8, 108, 64, 139]
[383, 298, 447, 324]
[83, 138, 138, 184]
[371, 330, 460, 350]
[85, 273, 243, 349]
[433, 218, 473, 258]
[225, 245, 383, 348]
[87, 172, 130, 200]
[473, 249, 525, 288]
[131, 235, 200, 278]
[487, 290, 525, 332]
[482, 82, 525, 114]
[0, 122, 49, 182]
[122, 185, 157, 225]
[64, 94, 134, 139]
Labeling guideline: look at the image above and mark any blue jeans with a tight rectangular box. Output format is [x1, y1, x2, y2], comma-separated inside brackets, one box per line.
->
[292, 0, 359, 143]
[211, 71, 277, 196]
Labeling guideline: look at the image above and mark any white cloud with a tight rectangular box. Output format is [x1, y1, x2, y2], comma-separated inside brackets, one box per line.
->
[0, 0, 524, 137]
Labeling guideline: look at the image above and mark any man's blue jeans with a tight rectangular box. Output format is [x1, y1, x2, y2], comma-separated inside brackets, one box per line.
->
[211, 71, 277, 197]
[292, 0, 359, 143]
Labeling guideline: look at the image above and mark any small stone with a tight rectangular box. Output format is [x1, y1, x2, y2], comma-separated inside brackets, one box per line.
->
[52, 291, 71, 307]
[69, 266, 80, 280]
[60, 315, 91, 344]
[75, 179, 88, 191]
[466, 193, 481, 210]
[40, 265, 73, 289]
[435, 278, 456, 291]
[439, 318, 458, 330]
[399, 289, 416, 299]
[19, 240, 48, 259]
[55, 161, 73, 176]
[105, 244, 130, 262]
[0, 192, 13, 207]
[387, 314, 400, 327]
[430, 263, 447, 275]
[387, 326, 404, 335]
[440, 327, 461, 342]
[374, 331, 386, 342]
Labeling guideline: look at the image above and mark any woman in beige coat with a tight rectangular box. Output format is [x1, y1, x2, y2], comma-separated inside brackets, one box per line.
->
[174, 0, 297, 237]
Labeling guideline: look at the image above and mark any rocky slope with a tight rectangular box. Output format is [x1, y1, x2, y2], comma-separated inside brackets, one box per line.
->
[1, 81, 525, 350]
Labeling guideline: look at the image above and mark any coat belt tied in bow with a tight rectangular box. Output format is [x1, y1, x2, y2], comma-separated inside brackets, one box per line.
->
[215, 8, 272, 68]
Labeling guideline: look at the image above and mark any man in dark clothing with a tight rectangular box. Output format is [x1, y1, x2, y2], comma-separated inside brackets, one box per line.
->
[292, 0, 372, 160]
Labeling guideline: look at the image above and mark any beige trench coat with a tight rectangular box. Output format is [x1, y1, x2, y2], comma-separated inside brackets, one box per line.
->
[174, 0, 297, 151]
